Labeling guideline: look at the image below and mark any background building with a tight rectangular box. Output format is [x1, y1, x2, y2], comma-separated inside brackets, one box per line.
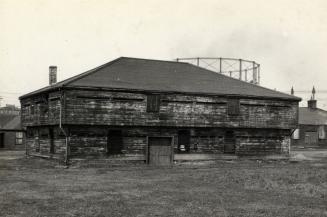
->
[291, 88, 327, 148]
[0, 105, 24, 149]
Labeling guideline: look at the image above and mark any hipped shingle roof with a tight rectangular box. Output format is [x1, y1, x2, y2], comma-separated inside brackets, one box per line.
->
[20, 57, 301, 101]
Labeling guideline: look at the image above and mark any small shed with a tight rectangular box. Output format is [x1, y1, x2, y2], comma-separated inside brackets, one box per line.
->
[0, 106, 24, 149]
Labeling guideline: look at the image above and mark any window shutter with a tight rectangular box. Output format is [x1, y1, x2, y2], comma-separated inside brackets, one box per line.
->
[227, 99, 240, 115]
[147, 95, 161, 112]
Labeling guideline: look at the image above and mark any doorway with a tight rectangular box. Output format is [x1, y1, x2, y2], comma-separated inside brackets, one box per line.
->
[107, 130, 123, 155]
[178, 130, 191, 152]
[304, 131, 318, 146]
[224, 131, 236, 153]
[0, 133, 4, 148]
[147, 136, 173, 166]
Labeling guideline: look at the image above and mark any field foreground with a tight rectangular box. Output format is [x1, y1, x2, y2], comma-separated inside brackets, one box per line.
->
[0, 151, 326, 217]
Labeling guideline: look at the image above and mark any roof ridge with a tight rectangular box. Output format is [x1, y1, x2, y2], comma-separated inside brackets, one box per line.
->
[58, 57, 187, 87]
[119, 56, 189, 65]
[20, 56, 301, 101]
[186, 63, 301, 101]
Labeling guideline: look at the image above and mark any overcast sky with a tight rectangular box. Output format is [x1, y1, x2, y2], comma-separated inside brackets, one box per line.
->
[1, 0, 327, 108]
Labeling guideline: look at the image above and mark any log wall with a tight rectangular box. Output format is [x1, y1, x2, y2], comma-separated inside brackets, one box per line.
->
[21, 89, 298, 129]
[25, 126, 291, 158]
[21, 88, 297, 158]
[63, 89, 298, 129]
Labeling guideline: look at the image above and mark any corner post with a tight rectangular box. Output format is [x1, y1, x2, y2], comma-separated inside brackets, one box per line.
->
[59, 89, 69, 166]
[24, 130, 28, 157]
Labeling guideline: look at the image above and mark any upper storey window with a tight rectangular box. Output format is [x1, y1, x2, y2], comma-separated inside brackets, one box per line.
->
[227, 99, 240, 115]
[30, 105, 35, 115]
[147, 95, 161, 112]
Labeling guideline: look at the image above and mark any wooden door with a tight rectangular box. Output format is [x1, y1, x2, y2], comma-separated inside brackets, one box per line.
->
[178, 130, 191, 152]
[304, 132, 318, 146]
[0, 133, 4, 148]
[148, 137, 173, 166]
[107, 130, 123, 155]
[224, 131, 236, 153]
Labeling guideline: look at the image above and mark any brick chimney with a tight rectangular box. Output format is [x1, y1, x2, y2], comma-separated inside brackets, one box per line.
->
[307, 86, 317, 109]
[308, 99, 317, 109]
[49, 66, 57, 85]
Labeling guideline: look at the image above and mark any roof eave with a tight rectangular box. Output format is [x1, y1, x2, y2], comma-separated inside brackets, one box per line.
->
[63, 85, 302, 101]
[19, 85, 63, 100]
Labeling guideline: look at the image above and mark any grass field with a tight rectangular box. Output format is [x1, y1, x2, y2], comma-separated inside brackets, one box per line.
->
[0, 151, 326, 217]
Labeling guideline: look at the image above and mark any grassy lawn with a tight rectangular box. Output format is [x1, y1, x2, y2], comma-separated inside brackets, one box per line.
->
[0, 151, 326, 217]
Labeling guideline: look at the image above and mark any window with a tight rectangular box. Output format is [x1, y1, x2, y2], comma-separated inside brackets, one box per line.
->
[292, 129, 300, 139]
[15, 132, 23, 145]
[40, 104, 48, 114]
[23, 105, 31, 116]
[227, 99, 240, 115]
[107, 130, 123, 154]
[26, 128, 34, 138]
[39, 128, 49, 139]
[146, 95, 161, 112]
[30, 105, 35, 115]
[178, 130, 191, 152]
[318, 126, 326, 139]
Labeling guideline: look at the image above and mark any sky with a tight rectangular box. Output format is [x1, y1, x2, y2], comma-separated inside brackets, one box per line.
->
[1, 0, 327, 108]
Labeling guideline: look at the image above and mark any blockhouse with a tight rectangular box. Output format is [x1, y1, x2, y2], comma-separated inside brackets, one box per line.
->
[19, 57, 301, 164]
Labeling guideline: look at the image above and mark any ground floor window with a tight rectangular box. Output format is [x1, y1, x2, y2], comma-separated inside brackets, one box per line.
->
[178, 130, 191, 152]
[15, 132, 23, 145]
[224, 131, 236, 153]
[0, 133, 4, 148]
[107, 130, 123, 154]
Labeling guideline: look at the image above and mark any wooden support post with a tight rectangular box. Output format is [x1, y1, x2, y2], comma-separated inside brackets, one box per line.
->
[24, 131, 28, 157]
[196, 57, 199, 66]
[65, 135, 69, 165]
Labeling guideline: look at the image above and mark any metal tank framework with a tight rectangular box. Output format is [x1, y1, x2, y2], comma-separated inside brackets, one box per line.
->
[176, 57, 260, 85]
